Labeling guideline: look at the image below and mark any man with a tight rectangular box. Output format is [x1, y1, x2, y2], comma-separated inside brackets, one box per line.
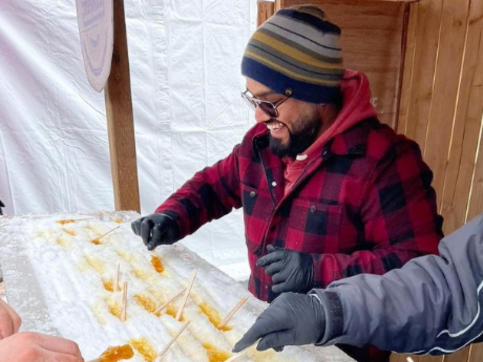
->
[0, 298, 83, 362]
[233, 214, 483, 357]
[132, 5, 443, 361]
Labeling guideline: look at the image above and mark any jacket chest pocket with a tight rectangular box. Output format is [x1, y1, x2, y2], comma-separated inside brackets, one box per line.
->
[285, 200, 342, 254]
[241, 184, 273, 253]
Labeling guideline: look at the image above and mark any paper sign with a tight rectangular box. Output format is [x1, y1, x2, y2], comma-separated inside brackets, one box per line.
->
[76, 0, 113, 92]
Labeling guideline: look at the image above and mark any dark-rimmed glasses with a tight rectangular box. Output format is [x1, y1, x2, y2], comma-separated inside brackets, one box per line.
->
[241, 89, 290, 118]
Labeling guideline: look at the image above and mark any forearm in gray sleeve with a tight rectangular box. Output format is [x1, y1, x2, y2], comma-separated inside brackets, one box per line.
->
[317, 215, 483, 355]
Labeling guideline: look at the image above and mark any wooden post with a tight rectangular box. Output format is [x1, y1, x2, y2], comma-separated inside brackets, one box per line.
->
[104, 0, 140, 212]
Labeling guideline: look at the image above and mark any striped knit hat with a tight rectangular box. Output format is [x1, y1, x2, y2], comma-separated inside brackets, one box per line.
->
[242, 5, 344, 104]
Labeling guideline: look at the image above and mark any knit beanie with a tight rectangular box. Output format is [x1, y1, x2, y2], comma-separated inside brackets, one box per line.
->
[241, 5, 344, 104]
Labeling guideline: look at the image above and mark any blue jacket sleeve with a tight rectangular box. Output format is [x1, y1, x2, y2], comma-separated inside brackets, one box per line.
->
[313, 214, 483, 355]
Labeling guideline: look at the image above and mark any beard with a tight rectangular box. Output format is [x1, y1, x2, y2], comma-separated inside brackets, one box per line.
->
[268, 107, 322, 159]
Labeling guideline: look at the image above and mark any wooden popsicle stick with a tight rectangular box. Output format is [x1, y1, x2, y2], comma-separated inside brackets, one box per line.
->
[121, 281, 128, 321]
[113, 263, 120, 292]
[97, 225, 121, 240]
[217, 296, 249, 329]
[175, 271, 196, 321]
[225, 340, 259, 362]
[157, 321, 191, 359]
[154, 287, 186, 315]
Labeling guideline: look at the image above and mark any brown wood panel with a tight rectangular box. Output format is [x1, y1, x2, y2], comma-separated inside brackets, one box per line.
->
[104, 0, 140, 212]
[419, 355, 444, 362]
[466, 0, 483, 223]
[421, 0, 471, 207]
[444, 347, 470, 362]
[402, 0, 443, 149]
[397, 2, 418, 134]
[468, 343, 483, 362]
[440, 0, 483, 232]
[258, 1, 275, 26]
[275, 0, 406, 128]
[390, 353, 421, 362]
[467, 120, 483, 221]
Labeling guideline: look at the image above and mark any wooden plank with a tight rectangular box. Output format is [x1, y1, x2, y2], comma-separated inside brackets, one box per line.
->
[467, 117, 483, 221]
[104, 0, 140, 212]
[403, 0, 443, 148]
[468, 342, 483, 362]
[419, 0, 470, 206]
[275, 0, 406, 128]
[440, 0, 483, 233]
[418, 355, 444, 362]
[258, 1, 275, 26]
[466, 0, 483, 223]
[390, 353, 420, 362]
[444, 346, 470, 362]
[397, 2, 419, 134]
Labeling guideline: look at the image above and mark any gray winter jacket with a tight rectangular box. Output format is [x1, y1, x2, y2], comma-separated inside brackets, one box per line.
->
[313, 214, 483, 355]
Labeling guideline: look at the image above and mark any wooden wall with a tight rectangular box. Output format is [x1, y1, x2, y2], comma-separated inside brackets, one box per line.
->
[275, 0, 409, 128]
[394, 0, 483, 358]
[397, 0, 483, 234]
[261, 0, 483, 361]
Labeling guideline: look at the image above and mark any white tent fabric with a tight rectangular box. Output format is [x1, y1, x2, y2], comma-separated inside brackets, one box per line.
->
[0, 0, 258, 280]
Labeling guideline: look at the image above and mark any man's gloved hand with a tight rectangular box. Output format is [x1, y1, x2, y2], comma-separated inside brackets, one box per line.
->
[0, 199, 4, 215]
[232, 292, 326, 353]
[131, 213, 179, 251]
[256, 245, 314, 294]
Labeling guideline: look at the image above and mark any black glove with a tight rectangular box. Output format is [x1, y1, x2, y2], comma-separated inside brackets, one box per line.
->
[0, 199, 4, 215]
[131, 213, 179, 251]
[233, 292, 326, 353]
[256, 245, 314, 294]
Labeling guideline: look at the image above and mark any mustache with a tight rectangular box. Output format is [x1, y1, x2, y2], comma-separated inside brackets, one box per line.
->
[264, 119, 288, 127]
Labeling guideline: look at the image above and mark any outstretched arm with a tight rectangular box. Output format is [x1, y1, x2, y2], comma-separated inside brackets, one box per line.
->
[317, 214, 483, 355]
[235, 214, 483, 355]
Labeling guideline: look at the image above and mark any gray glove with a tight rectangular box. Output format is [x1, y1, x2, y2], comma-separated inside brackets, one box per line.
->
[232, 292, 326, 353]
[256, 245, 314, 294]
[131, 213, 179, 251]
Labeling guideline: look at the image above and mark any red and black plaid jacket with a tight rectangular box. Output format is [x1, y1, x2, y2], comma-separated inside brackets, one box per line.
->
[157, 117, 443, 362]
[157, 117, 443, 301]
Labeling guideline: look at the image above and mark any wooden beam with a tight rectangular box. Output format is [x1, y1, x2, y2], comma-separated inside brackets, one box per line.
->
[104, 0, 140, 212]
[396, 2, 418, 134]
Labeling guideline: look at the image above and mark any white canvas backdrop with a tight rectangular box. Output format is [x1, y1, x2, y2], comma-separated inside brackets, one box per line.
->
[0, 0, 258, 280]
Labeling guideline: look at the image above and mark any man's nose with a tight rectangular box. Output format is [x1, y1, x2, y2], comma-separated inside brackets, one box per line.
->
[254, 106, 270, 123]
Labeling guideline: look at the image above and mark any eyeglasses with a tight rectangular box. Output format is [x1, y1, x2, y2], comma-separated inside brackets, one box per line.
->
[241, 89, 290, 118]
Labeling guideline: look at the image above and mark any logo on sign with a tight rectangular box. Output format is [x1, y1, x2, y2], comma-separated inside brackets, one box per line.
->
[76, 0, 113, 92]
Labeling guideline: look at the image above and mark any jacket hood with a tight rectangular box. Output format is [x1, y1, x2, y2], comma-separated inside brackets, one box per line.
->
[301, 70, 377, 157]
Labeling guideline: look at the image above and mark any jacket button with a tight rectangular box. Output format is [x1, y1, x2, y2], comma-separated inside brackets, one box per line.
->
[271, 181, 277, 187]
[310, 205, 316, 213]
[250, 191, 256, 198]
